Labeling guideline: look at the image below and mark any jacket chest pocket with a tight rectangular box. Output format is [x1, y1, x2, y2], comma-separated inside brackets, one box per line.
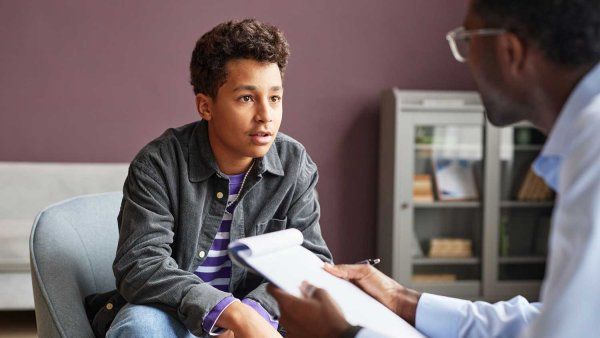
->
[255, 217, 288, 235]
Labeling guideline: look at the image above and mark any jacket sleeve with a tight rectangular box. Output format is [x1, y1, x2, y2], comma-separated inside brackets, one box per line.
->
[113, 159, 230, 336]
[243, 149, 333, 319]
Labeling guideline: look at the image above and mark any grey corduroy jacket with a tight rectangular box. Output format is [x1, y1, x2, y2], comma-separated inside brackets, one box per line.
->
[112, 120, 332, 336]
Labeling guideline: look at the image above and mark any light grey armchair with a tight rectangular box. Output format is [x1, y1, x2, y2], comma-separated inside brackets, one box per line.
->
[30, 192, 122, 337]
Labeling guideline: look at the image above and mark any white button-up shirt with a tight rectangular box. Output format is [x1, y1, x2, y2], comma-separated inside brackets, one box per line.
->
[358, 63, 600, 338]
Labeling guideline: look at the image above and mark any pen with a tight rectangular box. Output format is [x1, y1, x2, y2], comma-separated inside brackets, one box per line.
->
[355, 258, 381, 266]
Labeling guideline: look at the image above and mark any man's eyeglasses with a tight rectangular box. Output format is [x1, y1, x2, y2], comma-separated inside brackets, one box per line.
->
[446, 26, 507, 63]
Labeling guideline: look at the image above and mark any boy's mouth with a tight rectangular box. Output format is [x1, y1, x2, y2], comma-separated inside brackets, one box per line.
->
[250, 131, 271, 137]
[249, 130, 273, 145]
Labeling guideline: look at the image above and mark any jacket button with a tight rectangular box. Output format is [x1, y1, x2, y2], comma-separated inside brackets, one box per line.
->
[216, 192, 224, 199]
[106, 303, 114, 310]
[199, 250, 206, 258]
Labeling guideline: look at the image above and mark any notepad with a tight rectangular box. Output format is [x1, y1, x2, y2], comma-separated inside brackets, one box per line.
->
[229, 229, 424, 338]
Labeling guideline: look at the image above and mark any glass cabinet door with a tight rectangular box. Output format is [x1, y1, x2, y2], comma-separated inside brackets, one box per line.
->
[497, 126, 553, 282]
[410, 124, 483, 298]
[378, 90, 555, 302]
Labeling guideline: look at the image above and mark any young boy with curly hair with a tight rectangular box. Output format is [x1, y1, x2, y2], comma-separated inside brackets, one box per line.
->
[107, 19, 332, 337]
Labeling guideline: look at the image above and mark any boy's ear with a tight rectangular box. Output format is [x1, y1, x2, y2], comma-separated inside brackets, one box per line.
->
[196, 93, 213, 121]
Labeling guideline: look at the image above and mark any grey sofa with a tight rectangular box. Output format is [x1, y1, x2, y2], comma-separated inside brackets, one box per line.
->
[0, 162, 128, 310]
[30, 192, 122, 337]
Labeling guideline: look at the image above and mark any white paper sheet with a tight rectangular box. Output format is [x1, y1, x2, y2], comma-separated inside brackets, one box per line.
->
[229, 229, 424, 338]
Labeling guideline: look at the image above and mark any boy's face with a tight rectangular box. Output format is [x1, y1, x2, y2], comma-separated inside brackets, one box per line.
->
[197, 59, 283, 174]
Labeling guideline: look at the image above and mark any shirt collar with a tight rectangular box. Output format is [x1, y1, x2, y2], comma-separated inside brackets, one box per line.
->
[188, 120, 284, 182]
[541, 62, 600, 157]
[533, 62, 600, 191]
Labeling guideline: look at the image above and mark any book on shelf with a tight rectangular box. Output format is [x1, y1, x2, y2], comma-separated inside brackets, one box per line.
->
[516, 167, 553, 201]
[428, 238, 473, 258]
[517, 169, 533, 201]
[413, 174, 434, 202]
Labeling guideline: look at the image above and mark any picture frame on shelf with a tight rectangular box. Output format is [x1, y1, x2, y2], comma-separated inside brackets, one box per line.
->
[433, 157, 479, 201]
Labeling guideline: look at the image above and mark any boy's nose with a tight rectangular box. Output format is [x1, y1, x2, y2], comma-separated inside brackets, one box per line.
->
[256, 101, 273, 123]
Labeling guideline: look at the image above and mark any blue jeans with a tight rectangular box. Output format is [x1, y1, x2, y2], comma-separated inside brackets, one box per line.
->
[106, 303, 197, 338]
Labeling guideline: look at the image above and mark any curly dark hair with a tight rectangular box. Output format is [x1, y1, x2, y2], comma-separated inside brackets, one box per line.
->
[189, 19, 290, 97]
[474, 0, 600, 67]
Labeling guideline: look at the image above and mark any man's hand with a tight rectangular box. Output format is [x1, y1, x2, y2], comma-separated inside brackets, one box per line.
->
[216, 301, 281, 338]
[324, 263, 421, 326]
[267, 282, 352, 338]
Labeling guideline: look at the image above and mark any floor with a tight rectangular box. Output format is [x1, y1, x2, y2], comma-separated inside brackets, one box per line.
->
[0, 311, 36, 338]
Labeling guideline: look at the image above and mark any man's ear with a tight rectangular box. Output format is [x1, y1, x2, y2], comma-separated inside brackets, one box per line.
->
[196, 93, 213, 121]
[498, 32, 527, 77]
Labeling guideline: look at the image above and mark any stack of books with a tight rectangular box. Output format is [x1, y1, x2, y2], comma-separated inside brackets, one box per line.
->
[428, 238, 473, 258]
[516, 167, 553, 201]
[413, 174, 434, 202]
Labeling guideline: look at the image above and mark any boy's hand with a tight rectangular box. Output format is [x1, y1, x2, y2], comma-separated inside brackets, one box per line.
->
[324, 263, 421, 326]
[217, 301, 281, 338]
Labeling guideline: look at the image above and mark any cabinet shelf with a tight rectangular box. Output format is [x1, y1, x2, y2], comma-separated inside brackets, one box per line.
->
[500, 201, 553, 208]
[415, 144, 482, 151]
[512, 144, 544, 152]
[498, 256, 546, 264]
[414, 201, 481, 208]
[413, 257, 480, 265]
[401, 103, 482, 113]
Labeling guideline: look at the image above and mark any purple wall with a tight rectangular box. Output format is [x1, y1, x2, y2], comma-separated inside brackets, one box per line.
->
[0, 1, 474, 262]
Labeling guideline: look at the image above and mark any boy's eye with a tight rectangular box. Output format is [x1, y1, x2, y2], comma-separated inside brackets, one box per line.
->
[240, 95, 253, 102]
[270, 95, 282, 102]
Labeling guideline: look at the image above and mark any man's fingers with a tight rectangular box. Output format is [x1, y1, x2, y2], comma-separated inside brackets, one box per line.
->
[299, 281, 318, 298]
[324, 263, 372, 281]
[268, 283, 310, 309]
[267, 284, 287, 298]
[323, 263, 348, 279]
[267, 284, 294, 304]
[266, 283, 279, 295]
[309, 287, 332, 303]
[300, 281, 332, 302]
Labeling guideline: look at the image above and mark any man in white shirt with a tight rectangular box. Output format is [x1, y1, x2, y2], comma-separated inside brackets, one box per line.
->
[268, 0, 600, 337]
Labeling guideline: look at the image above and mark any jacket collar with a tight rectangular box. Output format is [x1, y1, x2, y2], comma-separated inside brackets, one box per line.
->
[188, 120, 284, 182]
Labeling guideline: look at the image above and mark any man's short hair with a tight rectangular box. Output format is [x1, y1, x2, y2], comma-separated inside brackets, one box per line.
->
[189, 19, 290, 97]
[474, 0, 600, 67]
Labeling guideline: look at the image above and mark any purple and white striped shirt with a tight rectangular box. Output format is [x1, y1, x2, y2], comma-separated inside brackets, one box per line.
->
[194, 173, 243, 291]
[196, 173, 278, 335]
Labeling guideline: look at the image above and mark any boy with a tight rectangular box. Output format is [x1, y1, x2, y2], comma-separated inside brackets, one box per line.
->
[108, 19, 332, 337]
